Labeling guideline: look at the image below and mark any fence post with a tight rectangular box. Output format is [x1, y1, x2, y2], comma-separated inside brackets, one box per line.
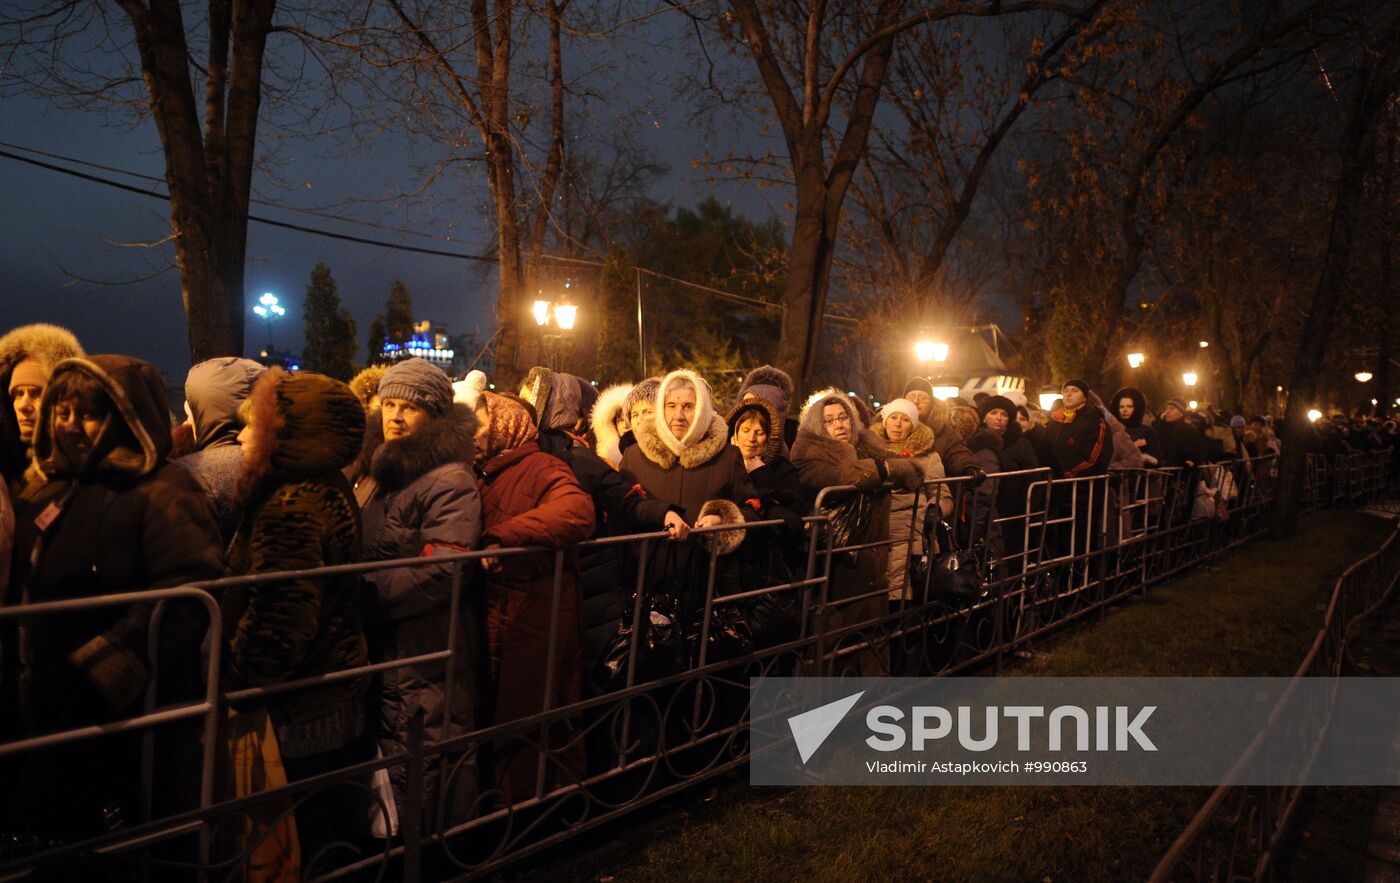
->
[403, 709, 425, 883]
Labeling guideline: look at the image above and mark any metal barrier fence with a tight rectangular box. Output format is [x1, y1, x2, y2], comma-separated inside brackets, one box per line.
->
[1148, 505, 1400, 882]
[0, 451, 1388, 881]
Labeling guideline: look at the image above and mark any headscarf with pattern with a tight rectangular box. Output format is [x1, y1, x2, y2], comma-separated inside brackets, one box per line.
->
[480, 390, 539, 461]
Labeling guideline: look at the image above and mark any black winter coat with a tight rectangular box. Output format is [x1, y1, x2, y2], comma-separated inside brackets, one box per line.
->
[6, 355, 224, 839]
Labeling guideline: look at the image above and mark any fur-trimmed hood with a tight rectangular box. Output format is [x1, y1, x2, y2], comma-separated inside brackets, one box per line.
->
[633, 408, 728, 470]
[356, 402, 478, 492]
[799, 388, 864, 437]
[725, 396, 784, 464]
[237, 368, 365, 503]
[872, 420, 935, 458]
[653, 369, 718, 457]
[590, 383, 632, 468]
[32, 355, 170, 482]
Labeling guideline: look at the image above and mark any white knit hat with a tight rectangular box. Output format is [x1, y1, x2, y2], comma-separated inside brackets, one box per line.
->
[880, 397, 920, 426]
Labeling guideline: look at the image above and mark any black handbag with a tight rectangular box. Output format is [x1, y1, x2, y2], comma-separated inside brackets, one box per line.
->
[592, 592, 687, 691]
[911, 510, 998, 602]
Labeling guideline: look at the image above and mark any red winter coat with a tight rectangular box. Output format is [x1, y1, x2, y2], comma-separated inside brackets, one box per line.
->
[477, 441, 594, 796]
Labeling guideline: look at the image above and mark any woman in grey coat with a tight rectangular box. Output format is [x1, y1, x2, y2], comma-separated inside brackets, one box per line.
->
[350, 358, 482, 828]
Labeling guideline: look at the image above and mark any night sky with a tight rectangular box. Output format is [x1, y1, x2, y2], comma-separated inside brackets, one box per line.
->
[0, 15, 779, 385]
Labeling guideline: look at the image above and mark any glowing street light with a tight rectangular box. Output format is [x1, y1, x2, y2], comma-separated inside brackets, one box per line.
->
[1182, 371, 1198, 387]
[1126, 352, 1145, 369]
[1355, 371, 1373, 383]
[1198, 340, 1209, 348]
[1038, 385, 1061, 412]
[554, 302, 578, 331]
[532, 299, 551, 326]
[915, 339, 949, 362]
[251, 292, 285, 354]
[1188, 400, 1198, 411]
[931, 375, 961, 400]
[533, 293, 580, 369]
[1307, 409, 1322, 423]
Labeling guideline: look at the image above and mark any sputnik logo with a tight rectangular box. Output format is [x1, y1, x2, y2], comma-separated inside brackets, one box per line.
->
[788, 690, 865, 764]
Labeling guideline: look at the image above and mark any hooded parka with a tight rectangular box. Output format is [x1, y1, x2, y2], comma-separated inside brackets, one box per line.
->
[179, 356, 265, 542]
[5, 355, 223, 840]
[872, 418, 952, 600]
[791, 390, 921, 672]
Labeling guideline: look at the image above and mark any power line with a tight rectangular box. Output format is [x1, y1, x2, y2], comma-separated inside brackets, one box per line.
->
[0, 146, 498, 262]
[1, 143, 862, 327]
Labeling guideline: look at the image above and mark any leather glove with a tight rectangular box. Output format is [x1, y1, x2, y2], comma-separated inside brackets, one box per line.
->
[966, 466, 988, 487]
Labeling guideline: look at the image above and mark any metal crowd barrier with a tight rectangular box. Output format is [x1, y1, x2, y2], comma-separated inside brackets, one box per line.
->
[1149, 511, 1400, 882]
[0, 450, 1389, 882]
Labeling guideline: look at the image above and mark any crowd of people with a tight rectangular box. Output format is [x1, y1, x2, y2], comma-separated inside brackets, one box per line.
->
[0, 321, 1394, 868]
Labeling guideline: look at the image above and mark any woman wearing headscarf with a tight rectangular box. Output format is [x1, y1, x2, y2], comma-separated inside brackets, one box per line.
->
[620, 369, 763, 586]
[737, 365, 799, 451]
[872, 398, 952, 601]
[472, 391, 594, 798]
[350, 357, 482, 823]
[1111, 387, 1162, 466]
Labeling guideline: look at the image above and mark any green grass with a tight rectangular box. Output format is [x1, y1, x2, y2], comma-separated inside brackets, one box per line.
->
[590, 510, 1389, 883]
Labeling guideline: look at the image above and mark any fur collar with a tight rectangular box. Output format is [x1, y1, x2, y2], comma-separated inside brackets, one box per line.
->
[633, 411, 729, 470]
[357, 403, 477, 492]
[872, 421, 934, 458]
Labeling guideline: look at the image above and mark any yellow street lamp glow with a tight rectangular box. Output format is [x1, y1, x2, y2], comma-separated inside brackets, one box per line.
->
[1182, 371, 1198, 387]
[1198, 340, 1209, 348]
[554, 303, 578, 331]
[1307, 409, 1322, 422]
[915, 339, 949, 362]
[1355, 371, 1373, 383]
[1126, 352, 1145, 368]
[932, 384, 960, 400]
[532, 299, 551, 326]
[1188, 400, 1198, 411]
[1038, 390, 1060, 411]
[1276, 385, 1284, 392]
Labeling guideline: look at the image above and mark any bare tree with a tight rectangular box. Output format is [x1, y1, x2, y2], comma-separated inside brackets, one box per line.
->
[1, 0, 303, 361]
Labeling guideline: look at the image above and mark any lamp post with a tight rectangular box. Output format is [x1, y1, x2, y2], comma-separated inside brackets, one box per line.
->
[251, 292, 284, 358]
[1182, 371, 1198, 388]
[1126, 352, 1145, 369]
[1355, 371, 1373, 383]
[533, 293, 579, 370]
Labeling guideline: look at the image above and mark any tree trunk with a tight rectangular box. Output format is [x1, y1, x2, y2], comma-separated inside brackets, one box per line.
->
[1272, 28, 1399, 538]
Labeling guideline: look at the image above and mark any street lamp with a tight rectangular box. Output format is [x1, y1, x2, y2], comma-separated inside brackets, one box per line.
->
[1126, 352, 1145, 369]
[532, 295, 579, 369]
[1355, 371, 1373, 383]
[1182, 371, 1198, 387]
[1307, 409, 1322, 422]
[1188, 400, 1198, 411]
[252, 292, 285, 355]
[1198, 340, 1209, 349]
[1037, 385, 1061, 412]
[915, 338, 949, 363]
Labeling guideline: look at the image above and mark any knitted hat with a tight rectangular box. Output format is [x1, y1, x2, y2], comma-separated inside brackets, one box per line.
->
[904, 376, 934, 398]
[1063, 378, 1091, 397]
[880, 398, 920, 426]
[623, 376, 662, 416]
[979, 395, 1017, 421]
[1164, 398, 1188, 414]
[378, 358, 453, 415]
[453, 369, 488, 409]
[1230, 415, 1247, 430]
